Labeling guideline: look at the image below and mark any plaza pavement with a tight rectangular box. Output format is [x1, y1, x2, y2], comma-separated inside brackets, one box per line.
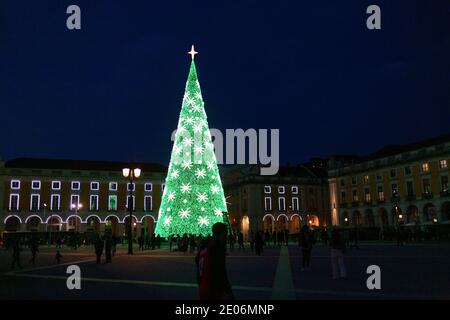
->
[0, 242, 449, 300]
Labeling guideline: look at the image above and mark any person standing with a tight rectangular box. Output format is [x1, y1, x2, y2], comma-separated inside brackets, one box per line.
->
[249, 230, 254, 253]
[321, 228, 329, 245]
[29, 237, 39, 265]
[105, 236, 112, 263]
[94, 236, 104, 264]
[237, 232, 244, 251]
[55, 250, 63, 264]
[196, 222, 234, 300]
[156, 234, 161, 249]
[112, 235, 117, 257]
[299, 225, 313, 271]
[330, 228, 347, 280]
[11, 237, 22, 270]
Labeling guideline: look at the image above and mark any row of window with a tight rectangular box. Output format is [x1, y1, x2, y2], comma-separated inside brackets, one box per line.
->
[341, 160, 448, 187]
[8, 194, 153, 212]
[9, 180, 157, 192]
[264, 186, 299, 194]
[341, 175, 449, 202]
[264, 197, 299, 211]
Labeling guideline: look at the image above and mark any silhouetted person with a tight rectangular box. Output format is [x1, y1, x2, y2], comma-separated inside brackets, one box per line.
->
[105, 236, 112, 263]
[94, 236, 104, 264]
[264, 229, 270, 246]
[196, 222, 234, 300]
[156, 234, 161, 249]
[151, 233, 156, 250]
[169, 235, 173, 252]
[237, 232, 244, 251]
[330, 228, 347, 280]
[249, 230, 254, 252]
[112, 235, 117, 256]
[55, 250, 63, 264]
[11, 238, 22, 270]
[29, 237, 39, 265]
[299, 225, 313, 271]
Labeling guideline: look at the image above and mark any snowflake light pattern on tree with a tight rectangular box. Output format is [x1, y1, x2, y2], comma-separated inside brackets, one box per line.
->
[155, 49, 228, 237]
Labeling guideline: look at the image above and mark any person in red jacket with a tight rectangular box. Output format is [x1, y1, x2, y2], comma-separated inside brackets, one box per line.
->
[196, 222, 234, 300]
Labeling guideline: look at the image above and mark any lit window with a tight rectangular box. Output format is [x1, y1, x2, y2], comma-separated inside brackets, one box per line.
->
[422, 178, 431, 194]
[9, 194, 20, 211]
[52, 181, 61, 190]
[145, 183, 153, 192]
[391, 183, 398, 196]
[90, 195, 99, 211]
[352, 190, 358, 201]
[126, 195, 136, 210]
[71, 181, 80, 190]
[264, 186, 271, 194]
[441, 176, 449, 192]
[421, 163, 429, 172]
[377, 186, 384, 201]
[11, 180, 20, 190]
[363, 175, 369, 184]
[264, 197, 272, 211]
[109, 182, 118, 191]
[364, 188, 371, 202]
[31, 180, 41, 190]
[144, 196, 153, 212]
[70, 195, 80, 210]
[278, 186, 285, 194]
[50, 194, 60, 211]
[291, 186, 298, 194]
[90, 182, 99, 191]
[30, 194, 40, 211]
[108, 195, 117, 211]
[440, 159, 448, 169]
[292, 197, 299, 211]
[278, 197, 286, 211]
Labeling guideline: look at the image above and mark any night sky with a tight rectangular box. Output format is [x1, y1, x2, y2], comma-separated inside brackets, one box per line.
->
[0, 1, 449, 166]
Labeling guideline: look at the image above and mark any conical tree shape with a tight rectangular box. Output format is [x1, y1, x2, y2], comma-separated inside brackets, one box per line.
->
[155, 59, 228, 237]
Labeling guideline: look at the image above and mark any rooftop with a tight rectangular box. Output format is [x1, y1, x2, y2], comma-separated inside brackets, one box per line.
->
[4, 158, 167, 173]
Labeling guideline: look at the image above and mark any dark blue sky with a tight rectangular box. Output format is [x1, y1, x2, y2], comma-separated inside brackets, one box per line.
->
[0, 0, 449, 165]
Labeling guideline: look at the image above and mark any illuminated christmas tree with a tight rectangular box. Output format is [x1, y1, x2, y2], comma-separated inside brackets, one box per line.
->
[155, 46, 228, 237]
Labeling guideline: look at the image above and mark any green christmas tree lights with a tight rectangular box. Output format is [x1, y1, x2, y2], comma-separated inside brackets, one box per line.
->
[155, 46, 228, 237]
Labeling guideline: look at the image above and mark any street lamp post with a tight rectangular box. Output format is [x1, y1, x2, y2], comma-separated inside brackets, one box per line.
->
[43, 203, 47, 244]
[71, 203, 83, 231]
[122, 167, 141, 255]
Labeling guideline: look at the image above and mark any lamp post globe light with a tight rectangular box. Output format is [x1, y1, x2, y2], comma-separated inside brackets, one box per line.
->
[71, 203, 82, 231]
[123, 167, 141, 255]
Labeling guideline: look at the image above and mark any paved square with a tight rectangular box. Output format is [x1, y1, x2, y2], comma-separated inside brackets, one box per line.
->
[1, 242, 449, 299]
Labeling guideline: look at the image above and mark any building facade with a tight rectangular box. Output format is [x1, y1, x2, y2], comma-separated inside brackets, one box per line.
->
[328, 135, 450, 229]
[223, 163, 331, 239]
[1, 158, 167, 237]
